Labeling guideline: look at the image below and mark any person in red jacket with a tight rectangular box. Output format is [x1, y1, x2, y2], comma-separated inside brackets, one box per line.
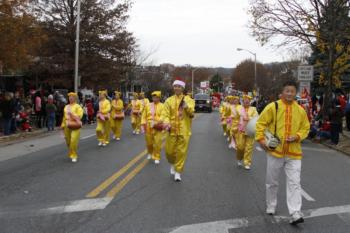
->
[86, 99, 95, 124]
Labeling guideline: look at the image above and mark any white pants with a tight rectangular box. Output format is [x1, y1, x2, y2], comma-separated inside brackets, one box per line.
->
[266, 154, 302, 216]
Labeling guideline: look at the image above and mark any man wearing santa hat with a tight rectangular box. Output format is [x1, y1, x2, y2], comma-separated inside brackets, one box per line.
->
[162, 78, 195, 182]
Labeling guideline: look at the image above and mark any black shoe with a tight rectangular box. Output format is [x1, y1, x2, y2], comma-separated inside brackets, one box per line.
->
[290, 217, 304, 225]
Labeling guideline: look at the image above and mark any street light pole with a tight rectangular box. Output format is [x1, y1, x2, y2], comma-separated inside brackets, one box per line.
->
[74, 0, 81, 93]
[192, 68, 200, 96]
[236, 48, 257, 95]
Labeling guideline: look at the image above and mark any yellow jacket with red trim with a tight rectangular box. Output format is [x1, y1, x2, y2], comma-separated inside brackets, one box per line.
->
[255, 99, 310, 159]
[161, 94, 195, 136]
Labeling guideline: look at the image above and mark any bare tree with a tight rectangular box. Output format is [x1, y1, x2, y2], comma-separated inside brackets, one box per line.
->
[248, 0, 350, 117]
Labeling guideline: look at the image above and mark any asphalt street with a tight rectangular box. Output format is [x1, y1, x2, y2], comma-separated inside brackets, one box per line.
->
[0, 112, 350, 233]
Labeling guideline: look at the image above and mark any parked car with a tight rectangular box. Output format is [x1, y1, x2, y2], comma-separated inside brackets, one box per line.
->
[194, 93, 212, 113]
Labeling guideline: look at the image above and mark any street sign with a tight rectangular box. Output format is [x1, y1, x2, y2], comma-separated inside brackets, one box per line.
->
[298, 65, 314, 81]
[200, 81, 209, 89]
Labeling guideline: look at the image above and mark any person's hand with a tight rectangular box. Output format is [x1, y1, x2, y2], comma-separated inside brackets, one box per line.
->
[286, 136, 298, 143]
[182, 101, 188, 109]
[259, 139, 269, 151]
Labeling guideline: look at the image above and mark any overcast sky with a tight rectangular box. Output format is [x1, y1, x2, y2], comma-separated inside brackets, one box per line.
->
[128, 0, 286, 68]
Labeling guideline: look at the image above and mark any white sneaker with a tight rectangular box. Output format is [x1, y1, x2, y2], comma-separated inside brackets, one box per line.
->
[116, 138, 120, 141]
[174, 172, 181, 182]
[147, 154, 152, 160]
[228, 144, 232, 149]
[102, 143, 107, 147]
[266, 208, 275, 215]
[133, 130, 136, 135]
[170, 165, 175, 175]
[112, 135, 116, 140]
[223, 132, 227, 136]
[237, 160, 242, 167]
[154, 160, 160, 165]
[244, 165, 251, 170]
[98, 142, 103, 146]
[72, 158, 78, 163]
[227, 137, 230, 142]
[136, 131, 140, 135]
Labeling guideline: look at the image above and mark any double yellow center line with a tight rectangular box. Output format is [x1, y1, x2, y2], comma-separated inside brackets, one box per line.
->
[86, 113, 203, 200]
[86, 150, 148, 198]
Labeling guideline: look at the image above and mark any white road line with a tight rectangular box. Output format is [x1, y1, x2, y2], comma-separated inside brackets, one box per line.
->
[301, 188, 316, 202]
[302, 147, 332, 153]
[0, 197, 112, 218]
[81, 134, 95, 140]
[167, 204, 350, 233]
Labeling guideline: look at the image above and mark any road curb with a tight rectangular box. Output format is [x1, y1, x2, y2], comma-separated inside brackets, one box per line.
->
[321, 141, 350, 157]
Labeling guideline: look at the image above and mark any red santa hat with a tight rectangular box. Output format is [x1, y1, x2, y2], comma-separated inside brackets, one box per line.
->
[173, 77, 186, 88]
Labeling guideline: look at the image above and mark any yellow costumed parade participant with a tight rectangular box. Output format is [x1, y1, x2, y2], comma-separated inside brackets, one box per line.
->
[138, 92, 150, 133]
[96, 90, 111, 146]
[219, 96, 229, 136]
[61, 92, 83, 163]
[256, 80, 310, 225]
[110, 91, 124, 141]
[235, 95, 258, 170]
[130, 92, 142, 134]
[141, 91, 164, 164]
[227, 96, 241, 149]
[162, 78, 195, 182]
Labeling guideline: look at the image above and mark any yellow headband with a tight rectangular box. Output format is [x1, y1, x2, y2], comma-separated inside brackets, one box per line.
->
[99, 90, 107, 96]
[243, 95, 252, 100]
[68, 92, 78, 97]
[114, 91, 121, 96]
[151, 91, 161, 98]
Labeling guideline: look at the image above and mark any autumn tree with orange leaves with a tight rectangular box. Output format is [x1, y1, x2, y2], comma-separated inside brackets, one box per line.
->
[0, 0, 45, 74]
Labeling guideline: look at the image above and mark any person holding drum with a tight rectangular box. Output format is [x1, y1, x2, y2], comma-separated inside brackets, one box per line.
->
[110, 91, 124, 141]
[141, 91, 164, 164]
[129, 92, 141, 135]
[227, 96, 241, 149]
[96, 90, 111, 146]
[235, 95, 258, 170]
[61, 92, 83, 163]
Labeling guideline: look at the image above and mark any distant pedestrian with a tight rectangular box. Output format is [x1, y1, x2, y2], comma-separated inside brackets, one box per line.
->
[0, 92, 16, 135]
[345, 101, 350, 131]
[329, 102, 344, 145]
[46, 95, 57, 131]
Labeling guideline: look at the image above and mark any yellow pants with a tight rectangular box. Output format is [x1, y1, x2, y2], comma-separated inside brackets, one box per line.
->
[222, 124, 227, 134]
[64, 127, 81, 159]
[131, 114, 141, 133]
[235, 132, 255, 166]
[111, 119, 123, 138]
[145, 130, 164, 160]
[96, 119, 110, 144]
[165, 134, 190, 173]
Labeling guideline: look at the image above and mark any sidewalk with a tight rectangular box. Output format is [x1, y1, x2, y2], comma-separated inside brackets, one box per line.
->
[322, 130, 350, 156]
[0, 125, 97, 163]
[0, 129, 49, 146]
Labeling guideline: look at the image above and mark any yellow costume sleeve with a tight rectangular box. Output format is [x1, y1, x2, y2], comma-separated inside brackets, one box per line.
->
[61, 106, 68, 128]
[296, 107, 310, 142]
[141, 104, 150, 125]
[161, 99, 171, 125]
[184, 96, 195, 116]
[255, 102, 274, 142]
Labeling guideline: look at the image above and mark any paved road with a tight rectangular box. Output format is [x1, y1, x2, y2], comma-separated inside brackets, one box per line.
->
[0, 112, 350, 233]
